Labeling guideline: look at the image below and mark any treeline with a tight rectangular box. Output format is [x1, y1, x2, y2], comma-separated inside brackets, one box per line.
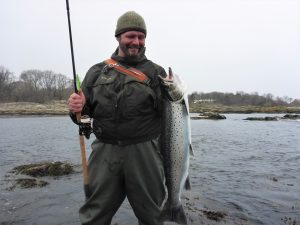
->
[1, 65, 300, 106]
[189, 91, 300, 106]
[0, 66, 73, 103]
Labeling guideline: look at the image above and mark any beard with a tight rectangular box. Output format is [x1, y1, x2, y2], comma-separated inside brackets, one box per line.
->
[119, 43, 145, 62]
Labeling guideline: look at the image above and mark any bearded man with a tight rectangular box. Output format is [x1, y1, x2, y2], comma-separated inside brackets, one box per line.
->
[68, 11, 170, 225]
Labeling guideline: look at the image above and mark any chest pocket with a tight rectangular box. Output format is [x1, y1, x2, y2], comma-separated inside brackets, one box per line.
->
[122, 78, 157, 117]
[90, 72, 118, 118]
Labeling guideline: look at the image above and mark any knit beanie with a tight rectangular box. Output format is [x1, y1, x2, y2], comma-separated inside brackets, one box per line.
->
[115, 11, 147, 37]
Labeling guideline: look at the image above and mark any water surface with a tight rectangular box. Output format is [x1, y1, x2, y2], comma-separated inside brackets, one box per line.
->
[0, 115, 299, 224]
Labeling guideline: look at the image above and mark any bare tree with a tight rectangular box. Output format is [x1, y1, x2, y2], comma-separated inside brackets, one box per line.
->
[188, 91, 294, 106]
[54, 73, 72, 100]
[20, 70, 43, 91]
[0, 66, 15, 101]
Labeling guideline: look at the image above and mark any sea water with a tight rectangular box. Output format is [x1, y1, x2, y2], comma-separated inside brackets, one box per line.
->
[0, 115, 299, 224]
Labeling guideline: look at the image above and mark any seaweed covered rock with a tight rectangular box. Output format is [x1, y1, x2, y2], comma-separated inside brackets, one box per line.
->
[8, 178, 49, 190]
[244, 116, 279, 121]
[11, 161, 75, 177]
[282, 114, 300, 120]
[201, 210, 227, 221]
[6, 161, 77, 190]
[191, 112, 226, 120]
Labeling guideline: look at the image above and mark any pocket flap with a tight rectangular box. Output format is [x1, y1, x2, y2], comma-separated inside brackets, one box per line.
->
[93, 73, 117, 86]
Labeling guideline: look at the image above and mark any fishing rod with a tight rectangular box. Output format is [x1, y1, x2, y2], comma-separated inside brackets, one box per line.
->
[65, 0, 90, 198]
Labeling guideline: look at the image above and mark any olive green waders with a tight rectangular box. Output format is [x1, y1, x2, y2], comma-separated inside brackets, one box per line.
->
[79, 138, 166, 225]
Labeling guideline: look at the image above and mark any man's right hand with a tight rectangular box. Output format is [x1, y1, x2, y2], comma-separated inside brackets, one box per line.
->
[68, 92, 86, 113]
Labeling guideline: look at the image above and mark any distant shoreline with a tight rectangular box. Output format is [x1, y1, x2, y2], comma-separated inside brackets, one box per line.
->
[0, 101, 299, 116]
[0, 101, 69, 116]
[190, 103, 300, 114]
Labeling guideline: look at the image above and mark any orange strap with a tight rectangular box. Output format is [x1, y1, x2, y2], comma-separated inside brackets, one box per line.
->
[104, 58, 149, 83]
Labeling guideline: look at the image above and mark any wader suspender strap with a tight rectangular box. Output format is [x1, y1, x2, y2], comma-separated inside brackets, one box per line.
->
[104, 58, 151, 85]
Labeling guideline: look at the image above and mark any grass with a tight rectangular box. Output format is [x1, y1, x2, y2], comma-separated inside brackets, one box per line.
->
[0, 101, 299, 115]
[189, 103, 300, 114]
[0, 100, 69, 116]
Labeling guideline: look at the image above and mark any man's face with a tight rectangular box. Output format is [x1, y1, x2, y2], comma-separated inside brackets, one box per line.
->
[117, 31, 145, 58]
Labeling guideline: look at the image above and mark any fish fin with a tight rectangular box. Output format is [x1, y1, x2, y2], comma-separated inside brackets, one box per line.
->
[168, 67, 174, 80]
[183, 94, 189, 113]
[160, 204, 188, 225]
[184, 176, 191, 190]
[189, 143, 194, 156]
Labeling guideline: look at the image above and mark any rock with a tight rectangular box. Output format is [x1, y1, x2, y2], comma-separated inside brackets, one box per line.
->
[191, 112, 226, 120]
[6, 161, 76, 190]
[7, 178, 49, 190]
[282, 114, 300, 120]
[201, 210, 227, 221]
[11, 161, 75, 177]
[244, 116, 279, 121]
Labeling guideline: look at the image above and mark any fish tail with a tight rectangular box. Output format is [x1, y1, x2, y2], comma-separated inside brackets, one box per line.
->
[160, 204, 187, 225]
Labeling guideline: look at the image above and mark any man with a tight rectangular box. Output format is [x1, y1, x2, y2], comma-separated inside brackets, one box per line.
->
[68, 11, 171, 225]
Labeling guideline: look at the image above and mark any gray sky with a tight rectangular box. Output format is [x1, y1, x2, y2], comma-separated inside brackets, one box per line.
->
[1, 0, 299, 99]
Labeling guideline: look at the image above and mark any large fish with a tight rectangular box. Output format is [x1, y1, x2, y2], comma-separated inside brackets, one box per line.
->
[159, 68, 193, 225]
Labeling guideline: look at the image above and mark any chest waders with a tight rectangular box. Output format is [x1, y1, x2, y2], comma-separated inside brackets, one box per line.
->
[79, 59, 166, 225]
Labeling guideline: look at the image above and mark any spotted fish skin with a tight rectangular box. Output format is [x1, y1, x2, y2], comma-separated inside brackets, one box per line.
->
[159, 70, 192, 225]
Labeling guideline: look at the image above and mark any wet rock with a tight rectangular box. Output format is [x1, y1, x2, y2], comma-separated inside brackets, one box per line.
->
[282, 114, 300, 120]
[201, 209, 227, 221]
[179, 193, 238, 224]
[6, 161, 77, 190]
[7, 178, 49, 190]
[11, 161, 75, 177]
[244, 116, 279, 121]
[191, 112, 226, 120]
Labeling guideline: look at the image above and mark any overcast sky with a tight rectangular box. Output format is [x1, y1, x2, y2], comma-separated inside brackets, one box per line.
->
[1, 0, 299, 99]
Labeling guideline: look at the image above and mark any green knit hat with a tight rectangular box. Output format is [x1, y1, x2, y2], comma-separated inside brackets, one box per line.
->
[115, 11, 147, 37]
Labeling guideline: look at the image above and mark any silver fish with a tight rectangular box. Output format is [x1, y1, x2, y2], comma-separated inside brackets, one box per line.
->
[160, 68, 193, 225]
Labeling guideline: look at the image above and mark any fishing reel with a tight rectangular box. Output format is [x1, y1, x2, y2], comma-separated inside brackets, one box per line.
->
[79, 115, 93, 139]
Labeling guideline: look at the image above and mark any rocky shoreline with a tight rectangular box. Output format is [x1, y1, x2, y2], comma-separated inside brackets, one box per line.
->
[0, 101, 299, 116]
[189, 103, 300, 114]
[191, 113, 300, 121]
[4, 161, 254, 225]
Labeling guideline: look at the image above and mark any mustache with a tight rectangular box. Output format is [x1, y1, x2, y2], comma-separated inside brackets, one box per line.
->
[127, 45, 142, 50]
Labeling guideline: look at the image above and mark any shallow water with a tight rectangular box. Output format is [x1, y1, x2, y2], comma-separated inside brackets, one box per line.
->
[0, 114, 299, 225]
[190, 114, 300, 224]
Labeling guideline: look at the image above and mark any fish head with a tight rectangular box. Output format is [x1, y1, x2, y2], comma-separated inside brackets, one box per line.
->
[159, 67, 186, 102]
